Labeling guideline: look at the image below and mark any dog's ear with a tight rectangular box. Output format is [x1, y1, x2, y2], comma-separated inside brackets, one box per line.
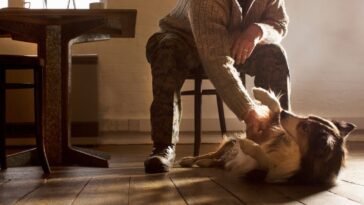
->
[332, 120, 356, 138]
[252, 87, 281, 113]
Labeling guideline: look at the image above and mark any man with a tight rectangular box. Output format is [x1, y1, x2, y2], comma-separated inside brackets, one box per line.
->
[145, 0, 290, 173]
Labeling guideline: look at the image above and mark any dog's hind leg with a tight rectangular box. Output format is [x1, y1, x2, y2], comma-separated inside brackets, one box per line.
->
[179, 139, 237, 167]
[238, 138, 272, 170]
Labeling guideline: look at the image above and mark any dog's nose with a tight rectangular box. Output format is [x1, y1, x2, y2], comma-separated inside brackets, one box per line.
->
[280, 110, 289, 119]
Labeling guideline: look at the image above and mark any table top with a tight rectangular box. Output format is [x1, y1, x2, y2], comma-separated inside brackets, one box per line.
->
[0, 8, 137, 15]
[0, 8, 137, 39]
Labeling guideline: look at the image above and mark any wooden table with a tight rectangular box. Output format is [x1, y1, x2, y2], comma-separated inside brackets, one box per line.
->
[0, 9, 137, 167]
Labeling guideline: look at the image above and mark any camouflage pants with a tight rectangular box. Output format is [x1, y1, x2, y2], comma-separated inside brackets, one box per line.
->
[146, 32, 290, 145]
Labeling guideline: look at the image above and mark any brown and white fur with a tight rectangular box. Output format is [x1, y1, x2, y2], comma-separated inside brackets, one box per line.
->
[179, 88, 356, 184]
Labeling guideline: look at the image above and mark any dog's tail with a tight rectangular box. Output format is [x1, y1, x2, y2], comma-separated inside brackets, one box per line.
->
[252, 87, 281, 114]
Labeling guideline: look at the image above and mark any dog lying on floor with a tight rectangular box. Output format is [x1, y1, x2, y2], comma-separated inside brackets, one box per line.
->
[179, 88, 356, 184]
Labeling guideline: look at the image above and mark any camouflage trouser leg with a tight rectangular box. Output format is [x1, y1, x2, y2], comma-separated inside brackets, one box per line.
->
[238, 44, 291, 110]
[146, 32, 200, 145]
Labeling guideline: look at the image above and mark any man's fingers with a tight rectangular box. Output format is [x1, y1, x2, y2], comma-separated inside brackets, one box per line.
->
[241, 43, 254, 64]
[240, 52, 248, 64]
[232, 40, 243, 64]
[232, 36, 256, 65]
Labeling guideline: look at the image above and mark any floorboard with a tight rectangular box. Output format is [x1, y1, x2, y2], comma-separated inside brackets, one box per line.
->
[0, 143, 363, 205]
[0, 179, 42, 205]
[211, 176, 301, 205]
[129, 174, 186, 205]
[72, 175, 130, 205]
[0, 178, 9, 186]
[171, 176, 243, 205]
[16, 176, 90, 205]
[273, 184, 361, 205]
[329, 180, 364, 204]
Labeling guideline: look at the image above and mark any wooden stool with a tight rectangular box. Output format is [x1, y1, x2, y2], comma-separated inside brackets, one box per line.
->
[0, 55, 50, 175]
[181, 66, 246, 156]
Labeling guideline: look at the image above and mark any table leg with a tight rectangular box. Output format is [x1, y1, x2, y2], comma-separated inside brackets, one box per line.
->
[41, 25, 109, 167]
[6, 148, 39, 167]
[65, 147, 109, 167]
[42, 25, 63, 165]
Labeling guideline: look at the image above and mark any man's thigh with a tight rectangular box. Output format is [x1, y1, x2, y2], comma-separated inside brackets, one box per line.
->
[236, 44, 289, 78]
[146, 31, 201, 72]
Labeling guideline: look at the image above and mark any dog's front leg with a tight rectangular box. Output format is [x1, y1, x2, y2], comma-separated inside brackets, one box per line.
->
[179, 139, 236, 167]
[238, 138, 272, 170]
[179, 152, 222, 167]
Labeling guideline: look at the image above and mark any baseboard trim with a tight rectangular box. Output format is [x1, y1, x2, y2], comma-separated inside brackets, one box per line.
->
[6, 129, 364, 146]
[100, 118, 246, 132]
[6, 117, 364, 146]
[98, 131, 224, 145]
[98, 129, 364, 144]
[100, 117, 364, 132]
[5, 122, 99, 138]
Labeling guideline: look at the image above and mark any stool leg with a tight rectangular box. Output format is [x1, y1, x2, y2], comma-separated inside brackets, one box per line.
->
[216, 95, 227, 136]
[34, 66, 50, 175]
[194, 79, 202, 156]
[0, 69, 6, 170]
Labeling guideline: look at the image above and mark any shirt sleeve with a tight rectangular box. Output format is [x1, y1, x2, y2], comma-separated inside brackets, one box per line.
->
[188, 0, 255, 120]
[254, 0, 289, 44]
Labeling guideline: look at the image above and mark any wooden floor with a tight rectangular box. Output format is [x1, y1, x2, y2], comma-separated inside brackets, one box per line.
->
[1, 143, 364, 205]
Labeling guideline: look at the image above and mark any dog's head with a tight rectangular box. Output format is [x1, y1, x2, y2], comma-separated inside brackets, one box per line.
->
[280, 110, 356, 184]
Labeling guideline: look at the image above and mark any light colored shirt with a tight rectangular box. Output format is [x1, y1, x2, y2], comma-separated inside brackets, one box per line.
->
[158, 0, 289, 120]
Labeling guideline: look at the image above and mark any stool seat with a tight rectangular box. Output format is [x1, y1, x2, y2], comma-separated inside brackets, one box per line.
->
[0, 55, 50, 175]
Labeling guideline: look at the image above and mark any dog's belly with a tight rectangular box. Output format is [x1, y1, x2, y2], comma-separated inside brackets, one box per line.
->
[221, 141, 259, 175]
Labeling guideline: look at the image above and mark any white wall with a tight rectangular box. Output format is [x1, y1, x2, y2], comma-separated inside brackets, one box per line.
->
[283, 0, 364, 119]
[1, 0, 364, 131]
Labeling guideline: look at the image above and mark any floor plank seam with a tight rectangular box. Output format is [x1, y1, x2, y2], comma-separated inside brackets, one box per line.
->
[271, 187, 306, 205]
[70, 177, 92, 205]
[127, 176, 131, 205]
[341, 179, 364, 187]
[208, 177, 247, 205]
[328, 190, 362, 204]
[13, 182, 43, 204]
[0, 179, 11, 186]
[169, 176, 189, 205]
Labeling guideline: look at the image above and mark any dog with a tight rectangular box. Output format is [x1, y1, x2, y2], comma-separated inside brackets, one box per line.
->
[179, 88, 356, 184]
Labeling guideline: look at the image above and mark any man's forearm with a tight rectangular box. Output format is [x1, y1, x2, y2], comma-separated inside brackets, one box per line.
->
[188, 0, 255, 120]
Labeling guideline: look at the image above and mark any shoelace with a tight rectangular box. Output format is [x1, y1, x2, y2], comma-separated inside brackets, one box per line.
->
[151, 145, 175, 156]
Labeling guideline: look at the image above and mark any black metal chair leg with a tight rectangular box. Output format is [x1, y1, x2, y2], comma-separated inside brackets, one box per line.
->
[216, 95, 227, 136]
[34, 66, 50, 175]
[0, 69, 6, 170]
[193, 79, 202, 156]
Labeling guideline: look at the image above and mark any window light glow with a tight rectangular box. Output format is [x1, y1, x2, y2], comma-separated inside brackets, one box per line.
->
[27, 0, 100, 9]
[0, 1, 8, 8]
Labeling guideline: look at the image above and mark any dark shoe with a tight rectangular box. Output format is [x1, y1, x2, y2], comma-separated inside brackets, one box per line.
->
[144, 144, 176, 173]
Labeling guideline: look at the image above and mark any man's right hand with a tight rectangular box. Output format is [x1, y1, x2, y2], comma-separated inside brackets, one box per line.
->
[244, 105, 271, 137]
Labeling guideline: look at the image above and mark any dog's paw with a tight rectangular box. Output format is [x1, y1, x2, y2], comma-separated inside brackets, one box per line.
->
[252, 87, 281, 113]
[239, 138, 259, 155]
[179, 156, 196, 167]
[195, 159, 215, 168]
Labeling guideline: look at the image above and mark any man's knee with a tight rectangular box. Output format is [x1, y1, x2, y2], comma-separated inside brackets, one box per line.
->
[254, 44, 289, 75]
[255, 44, 287, 62]
[146, 32, 188, 64]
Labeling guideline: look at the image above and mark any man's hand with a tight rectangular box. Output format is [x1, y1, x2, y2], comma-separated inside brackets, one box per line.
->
[231, 24, 263, 65]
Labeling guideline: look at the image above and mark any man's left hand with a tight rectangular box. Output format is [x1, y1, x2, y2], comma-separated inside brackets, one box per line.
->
[231, 24, 263, 65]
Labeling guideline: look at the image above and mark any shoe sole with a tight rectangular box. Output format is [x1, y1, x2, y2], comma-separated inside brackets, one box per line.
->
[144, 157, 172, 173]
